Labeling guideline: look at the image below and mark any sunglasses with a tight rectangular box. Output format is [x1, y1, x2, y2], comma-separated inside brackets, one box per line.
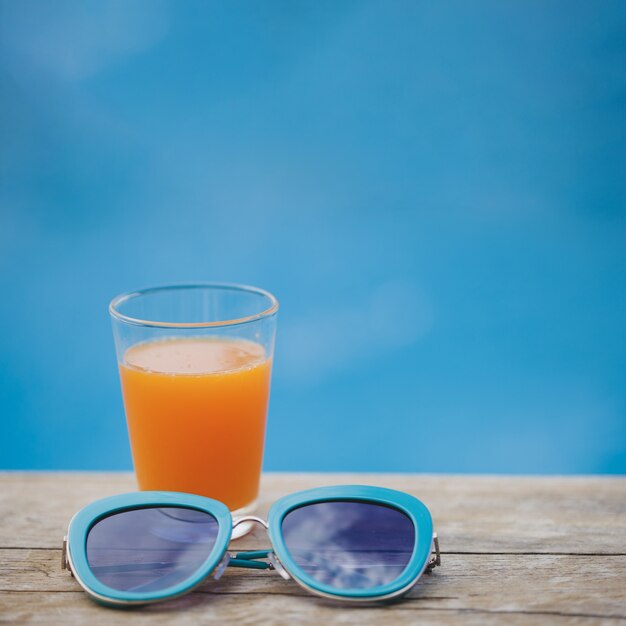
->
[62, 485, 441, 605]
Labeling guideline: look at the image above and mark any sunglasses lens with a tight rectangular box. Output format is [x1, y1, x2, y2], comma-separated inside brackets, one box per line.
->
[86, 507, 219, 593]
[281, 501, 415, 590]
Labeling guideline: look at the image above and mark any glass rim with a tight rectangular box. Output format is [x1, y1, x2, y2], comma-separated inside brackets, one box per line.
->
[109, 283, 279, 329]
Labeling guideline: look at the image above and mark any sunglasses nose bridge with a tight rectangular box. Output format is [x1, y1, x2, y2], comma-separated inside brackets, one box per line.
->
[232, 514, 269, 531]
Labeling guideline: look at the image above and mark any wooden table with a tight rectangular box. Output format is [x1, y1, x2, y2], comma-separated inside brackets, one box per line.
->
[1, 473, 625, 625]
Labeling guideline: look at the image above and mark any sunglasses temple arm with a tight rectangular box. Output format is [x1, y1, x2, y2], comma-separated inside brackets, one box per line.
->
[226, 550, 290, 579]
[227, 550, 273, 570]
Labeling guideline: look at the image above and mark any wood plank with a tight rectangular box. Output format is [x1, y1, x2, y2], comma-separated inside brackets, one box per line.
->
[2, 472, 626, 625]
[1, 549, 625, 621]
[1, 472, 625, 553]
[1, 589, 624, 626]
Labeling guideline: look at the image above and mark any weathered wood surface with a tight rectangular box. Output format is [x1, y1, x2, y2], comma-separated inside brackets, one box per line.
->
[1, 472, 625, 625]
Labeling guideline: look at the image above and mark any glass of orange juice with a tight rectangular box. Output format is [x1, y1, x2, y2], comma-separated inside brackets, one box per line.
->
[109, 284, 278, 533]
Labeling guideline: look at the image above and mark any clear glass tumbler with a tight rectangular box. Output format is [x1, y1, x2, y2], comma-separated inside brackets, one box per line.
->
[109, 284, 278, 526]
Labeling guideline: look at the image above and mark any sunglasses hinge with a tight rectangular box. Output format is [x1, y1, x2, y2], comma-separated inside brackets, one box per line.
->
[267, 552, 291, 580]
[61, 537, 73, 576]
[426, 533, 441, 573]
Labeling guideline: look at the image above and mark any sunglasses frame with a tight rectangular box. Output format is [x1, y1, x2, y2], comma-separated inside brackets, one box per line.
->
[64, 485, 438, 606]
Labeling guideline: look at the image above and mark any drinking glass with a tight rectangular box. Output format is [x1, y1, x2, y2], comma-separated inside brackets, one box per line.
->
[109, 284, 278, 529]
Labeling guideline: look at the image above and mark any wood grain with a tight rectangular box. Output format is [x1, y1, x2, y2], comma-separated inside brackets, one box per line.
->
[1, 550, 625, 617]
[1, 472, 625, 625]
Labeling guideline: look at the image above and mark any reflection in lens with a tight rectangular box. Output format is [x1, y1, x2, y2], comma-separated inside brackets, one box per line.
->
[281, 501, 415, 590]
[86, 507, 219, 592]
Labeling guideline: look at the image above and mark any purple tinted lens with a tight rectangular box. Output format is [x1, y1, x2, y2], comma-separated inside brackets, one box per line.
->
[86, 507, 219, 592]
[281, 501, 415, 590]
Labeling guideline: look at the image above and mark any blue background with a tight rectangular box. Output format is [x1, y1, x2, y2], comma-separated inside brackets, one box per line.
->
[1, 1, 625, 473]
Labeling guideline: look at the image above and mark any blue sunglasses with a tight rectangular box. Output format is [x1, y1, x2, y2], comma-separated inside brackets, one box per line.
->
[62, 485, 441, 605]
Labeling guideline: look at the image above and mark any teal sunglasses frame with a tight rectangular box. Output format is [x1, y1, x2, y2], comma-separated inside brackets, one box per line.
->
[63, 485, 441, 606]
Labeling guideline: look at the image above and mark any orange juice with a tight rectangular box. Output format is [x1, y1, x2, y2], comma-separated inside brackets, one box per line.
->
[119, 337, 272, 511]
